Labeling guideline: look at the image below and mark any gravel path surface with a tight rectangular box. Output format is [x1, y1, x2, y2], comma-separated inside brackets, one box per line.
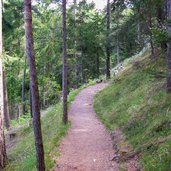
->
[55, 83, 119, 171]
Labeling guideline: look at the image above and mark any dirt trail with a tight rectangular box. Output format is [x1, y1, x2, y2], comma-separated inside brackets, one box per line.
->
[55, 83, 119, 171]
[55, 83, 141, 171]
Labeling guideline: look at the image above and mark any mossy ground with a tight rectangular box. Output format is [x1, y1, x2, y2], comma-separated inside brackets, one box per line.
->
[94, 52, 171, 171]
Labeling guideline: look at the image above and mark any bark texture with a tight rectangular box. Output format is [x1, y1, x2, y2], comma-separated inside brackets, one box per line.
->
[167, 0, 171, 93]
[3, 70, 10, 129]
[29, 84, 33, 118]
[62, 0, 68, 124]
[106, 0, 110, 79]
[0, 63, 7, 169]
[24, 0, 45, 170]
[157, 2, 167, 51]
[0, 0, 7, 168]
[22, 51, 27, 115]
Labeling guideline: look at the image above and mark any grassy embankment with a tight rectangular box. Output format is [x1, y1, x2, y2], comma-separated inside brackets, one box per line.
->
[94, 50, 171, 171]
[4, 81, 96, 171]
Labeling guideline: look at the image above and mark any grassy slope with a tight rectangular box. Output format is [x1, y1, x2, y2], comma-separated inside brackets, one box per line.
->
[94, 52, 171, 171]
[4, 86, 87, 171]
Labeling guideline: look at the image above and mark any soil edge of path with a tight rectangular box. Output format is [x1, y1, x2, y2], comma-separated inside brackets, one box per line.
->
[52, 83, 142, 171]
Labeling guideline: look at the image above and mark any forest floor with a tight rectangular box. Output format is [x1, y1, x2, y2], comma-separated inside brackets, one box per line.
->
[53, 83, 140, 171]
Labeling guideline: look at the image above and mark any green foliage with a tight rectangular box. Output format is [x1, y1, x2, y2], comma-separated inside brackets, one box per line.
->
[10, 115, 31, 127]
[3, 0, 167, 117]
[2, 0, 170, 169]
[152, 28, 169, 45]
[94, 53, 171, 171]
[3, 0, 107, 117]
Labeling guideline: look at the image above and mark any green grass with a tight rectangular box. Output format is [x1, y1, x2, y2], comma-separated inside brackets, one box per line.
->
[94, 53, 171, 171]
[4, 85, 87, 171]
[4, 104, 68, 171]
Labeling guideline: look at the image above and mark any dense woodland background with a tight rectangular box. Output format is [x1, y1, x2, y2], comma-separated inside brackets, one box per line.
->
[2, 0, 167, 120]
[0, 0, 171, 170]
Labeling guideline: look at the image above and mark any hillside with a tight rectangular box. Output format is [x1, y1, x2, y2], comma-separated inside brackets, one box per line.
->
[4, 89, 82, 171]
[4, 50, 170, 171]
[94, 51, 171, 171]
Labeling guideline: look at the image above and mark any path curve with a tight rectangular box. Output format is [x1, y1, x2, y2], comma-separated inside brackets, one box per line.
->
[55, 83, 119, 171]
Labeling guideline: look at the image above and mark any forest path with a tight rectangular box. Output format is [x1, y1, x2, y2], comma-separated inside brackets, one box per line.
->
[55, 83, 119, 171]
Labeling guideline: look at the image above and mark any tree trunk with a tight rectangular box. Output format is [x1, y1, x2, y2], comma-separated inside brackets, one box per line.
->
[157, 2, 167, 51]
[73, 0, 78, 88]
[149, 16, 155, 57]
[16, 105, 21, 122]
[15, 105, 19, 120]
[167, 0, 171, 93]
[157, 1, 165, 28]
[137, 21, 141, 44]
[24, 1, 45, 170]
[0, 0, 7, 168]
[96, 51, 100, 79]
[148, 0, 155, 57]
[136, 0, 141, 45]
[0, 60, 7, 170]
[116, 37, 120, 65]
[22, 50, 27, 115]
[106, 0, 111, 79]
[29, 86, 33, 118]
[43, 66, 46, 109]
[80, 47, 85, 84]
[62, 0, 68, 124]
[3, 70, 10, 129]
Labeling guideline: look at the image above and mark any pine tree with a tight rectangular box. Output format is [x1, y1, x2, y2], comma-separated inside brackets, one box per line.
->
[24, 0, 45, 170]
[62, 0, 68, 124]
[167, 0, 171, 93]
[0, 0, 7, 168]
[106, 0, 111, 79]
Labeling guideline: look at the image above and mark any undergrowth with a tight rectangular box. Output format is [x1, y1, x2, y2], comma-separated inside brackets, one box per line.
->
[94, 52, 171, 171]
[4, 81, 94, 171]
